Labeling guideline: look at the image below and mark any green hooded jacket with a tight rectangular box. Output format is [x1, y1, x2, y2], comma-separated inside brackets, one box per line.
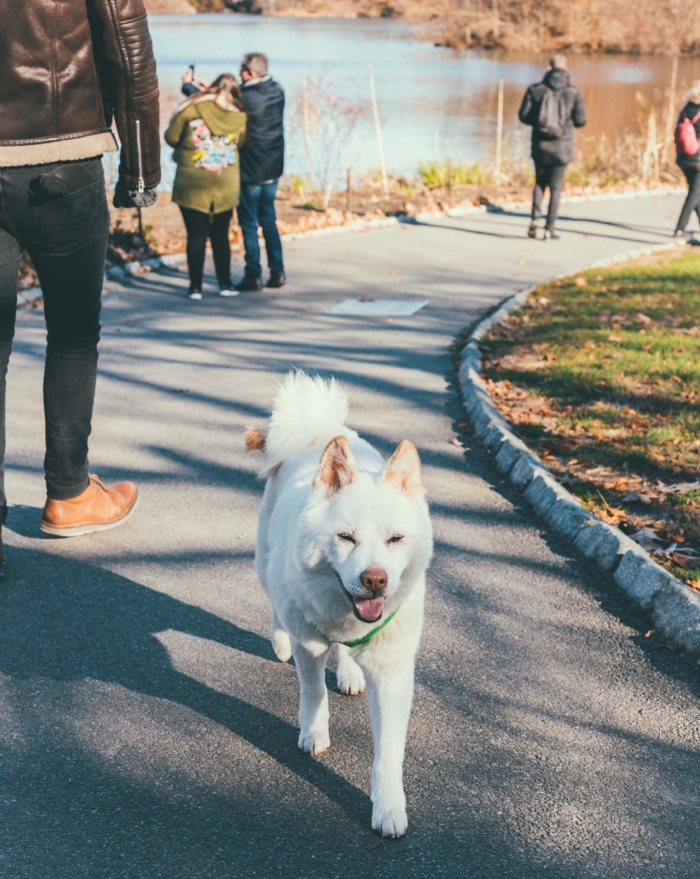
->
[165, 100, 247, 214]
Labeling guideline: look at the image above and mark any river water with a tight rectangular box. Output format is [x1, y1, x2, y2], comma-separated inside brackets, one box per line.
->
[149, 14, 700, 187]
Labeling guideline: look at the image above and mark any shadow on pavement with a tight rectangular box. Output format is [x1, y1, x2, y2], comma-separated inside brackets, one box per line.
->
[0, 546, 370, 825]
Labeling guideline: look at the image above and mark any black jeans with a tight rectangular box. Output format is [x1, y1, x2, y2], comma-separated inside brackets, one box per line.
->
[179, 207, 233, 291]
[676, 167, 700, 233]
[532, 162, 567, 230]
[0, 158, 108, 521]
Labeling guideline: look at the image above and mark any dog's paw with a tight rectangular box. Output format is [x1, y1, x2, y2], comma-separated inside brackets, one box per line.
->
[337, 663, 366, 695]
[298, 728, 330, 755]
[372, 806, 408, 838]
[272, 630, 292, 663]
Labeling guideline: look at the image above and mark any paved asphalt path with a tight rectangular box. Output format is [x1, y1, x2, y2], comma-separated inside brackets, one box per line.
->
[3, 195, 700, 879]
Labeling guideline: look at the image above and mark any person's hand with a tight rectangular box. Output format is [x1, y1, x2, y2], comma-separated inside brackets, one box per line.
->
[113, 178, 158, 209]
[182, 66, 194, 84]
[195, 77, 211, 89]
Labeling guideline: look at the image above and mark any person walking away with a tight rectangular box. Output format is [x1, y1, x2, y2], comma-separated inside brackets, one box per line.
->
[518, 54, 587, 240]
[673, 80, 700, 238]
[236, 53, 286, 292]
[166, 75, 247, 300]
[0, 0, 160, 553]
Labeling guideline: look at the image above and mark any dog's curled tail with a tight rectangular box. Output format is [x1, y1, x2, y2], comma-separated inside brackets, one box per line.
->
[256, 372, 349, 475]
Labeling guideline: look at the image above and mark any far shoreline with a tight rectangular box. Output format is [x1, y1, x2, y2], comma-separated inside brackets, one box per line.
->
[146, 11, 700, 58]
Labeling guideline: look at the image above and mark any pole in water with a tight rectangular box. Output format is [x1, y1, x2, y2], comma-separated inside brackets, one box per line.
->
[346, 166, 352, 212]
[495, 78, 504, 181]
[368, 64, 389, 197]
[302, 71, 312, 191]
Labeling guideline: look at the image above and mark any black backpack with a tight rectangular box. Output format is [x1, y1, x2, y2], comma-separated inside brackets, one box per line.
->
[536, 88, 567, 139]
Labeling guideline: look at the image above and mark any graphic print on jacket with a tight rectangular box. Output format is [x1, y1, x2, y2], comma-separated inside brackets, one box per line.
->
[189, 119, 237, 173]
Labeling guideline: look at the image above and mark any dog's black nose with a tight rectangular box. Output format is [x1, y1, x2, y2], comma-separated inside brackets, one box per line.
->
[361, 567, 388, 593]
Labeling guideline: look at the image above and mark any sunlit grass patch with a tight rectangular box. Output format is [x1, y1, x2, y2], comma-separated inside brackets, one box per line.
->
[481, 249, 700, 585]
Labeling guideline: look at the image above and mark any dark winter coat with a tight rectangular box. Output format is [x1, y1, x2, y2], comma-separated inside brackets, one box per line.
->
[165, 100, 246, 213]
[676, 102, 700, 170]
[0, 0, 161, 189]
[518, 69, 587, 166]
[239, 76, 285, 185]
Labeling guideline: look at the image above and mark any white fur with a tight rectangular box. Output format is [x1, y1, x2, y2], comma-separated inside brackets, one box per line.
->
[252, 372, 433, 837]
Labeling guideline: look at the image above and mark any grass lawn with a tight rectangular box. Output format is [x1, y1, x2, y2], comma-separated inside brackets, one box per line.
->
[481, 248, 700, 588]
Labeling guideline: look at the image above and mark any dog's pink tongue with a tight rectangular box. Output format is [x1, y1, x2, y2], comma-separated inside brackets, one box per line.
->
[354, 596, 386, 622]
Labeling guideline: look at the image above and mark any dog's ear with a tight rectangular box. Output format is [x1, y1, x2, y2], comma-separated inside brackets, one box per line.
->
[383, 440, 423, 496]
[245, 427, 267, 453]
[314, 436, 357, 497]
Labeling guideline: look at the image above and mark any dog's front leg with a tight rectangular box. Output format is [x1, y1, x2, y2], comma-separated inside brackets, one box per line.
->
[365, 663, 414, 838]
[291, 638, 330, 755]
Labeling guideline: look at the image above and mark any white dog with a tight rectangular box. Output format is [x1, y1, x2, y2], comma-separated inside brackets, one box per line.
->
[246, 373, 433, 838]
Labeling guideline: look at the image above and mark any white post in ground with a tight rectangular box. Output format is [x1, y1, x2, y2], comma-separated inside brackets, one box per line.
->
[643, 107, 660, 181]
[494, 77, 504, 181]
[665, 55, 679, 157]
[368, 64, 389, 197]
[323, 172, 334, 209]
[302, 72, 312, 191]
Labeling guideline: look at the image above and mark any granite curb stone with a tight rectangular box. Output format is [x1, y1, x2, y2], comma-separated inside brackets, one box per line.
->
[457, 239, 700, 655]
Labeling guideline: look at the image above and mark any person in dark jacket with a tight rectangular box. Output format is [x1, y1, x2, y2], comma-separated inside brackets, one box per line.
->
[674, 81, 700, 237]
[518, 55, 587, 239]
[235, 53, 286, 292]
[0, 0, 161, 552]
[181, 54, 285, 291]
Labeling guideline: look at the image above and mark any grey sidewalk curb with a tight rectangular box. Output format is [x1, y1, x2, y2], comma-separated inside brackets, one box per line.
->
[457, 236, 700, 656]
[104, 216, 400, 281]
[409, 185, 686, 223]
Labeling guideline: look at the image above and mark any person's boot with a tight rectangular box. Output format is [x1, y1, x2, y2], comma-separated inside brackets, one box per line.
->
[544, 228, 560, 240]
[234, 277, 263, 293]
[265, 273, 286, 289]
[40, 474, 138, 537]
[527, 221, 538, 239]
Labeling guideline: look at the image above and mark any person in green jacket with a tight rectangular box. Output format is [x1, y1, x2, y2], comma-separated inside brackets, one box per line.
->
[165, 74, 247, 300]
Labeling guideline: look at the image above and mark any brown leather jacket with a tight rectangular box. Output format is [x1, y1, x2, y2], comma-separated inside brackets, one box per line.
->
[0, 0, 161, 190]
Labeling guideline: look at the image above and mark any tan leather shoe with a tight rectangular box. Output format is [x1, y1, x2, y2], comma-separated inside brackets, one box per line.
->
[40, 474, 138, 537]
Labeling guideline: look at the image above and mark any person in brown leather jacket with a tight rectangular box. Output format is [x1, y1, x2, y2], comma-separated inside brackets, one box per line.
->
[0, 0, 161, 561]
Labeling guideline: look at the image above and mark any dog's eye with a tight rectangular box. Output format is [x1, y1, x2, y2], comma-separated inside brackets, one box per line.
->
[388, 535, 404, 545]
[338, 533, 356, 544]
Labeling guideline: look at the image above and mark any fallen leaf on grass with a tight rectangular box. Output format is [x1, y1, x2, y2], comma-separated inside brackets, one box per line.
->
[659, 480, 700, 495]
[608, 334, 623, 342]
[687, 580, 700, 594]
[630, 527, 667, 550]
[574, 277, 587, 287]
[670, 549, 700, 569]
[621, 491, 653, 504]
[674, 326, 700, 336]
[645, 629, 655, 637]
[636, 313, 653, 325]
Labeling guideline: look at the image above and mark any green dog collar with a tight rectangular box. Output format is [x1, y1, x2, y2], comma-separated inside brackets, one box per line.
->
[315, 606, 401, 649]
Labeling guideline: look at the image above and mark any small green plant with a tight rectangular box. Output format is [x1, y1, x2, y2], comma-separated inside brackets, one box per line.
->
[288, 174, 307, 195]
[417, 159, 486, 188]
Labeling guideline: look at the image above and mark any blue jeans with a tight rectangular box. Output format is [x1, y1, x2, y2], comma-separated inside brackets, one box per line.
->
[237, 181, 285, 281]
